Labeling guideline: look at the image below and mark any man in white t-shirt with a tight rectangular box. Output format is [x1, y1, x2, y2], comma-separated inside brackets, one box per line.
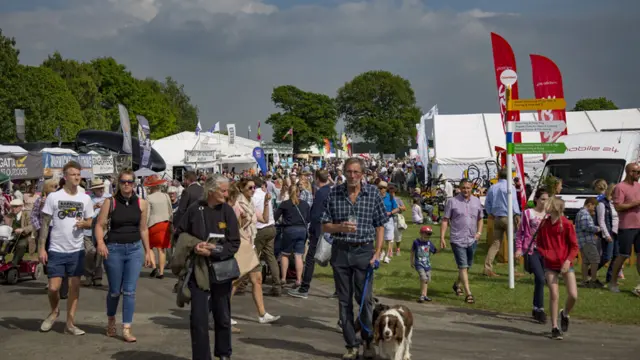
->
[252, 177, 281, 296]
[38, 161, 94, 335]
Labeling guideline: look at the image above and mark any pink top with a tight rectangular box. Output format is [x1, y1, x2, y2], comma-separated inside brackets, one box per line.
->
[516, 208, 545, 255]
[612, 181, 640, 229]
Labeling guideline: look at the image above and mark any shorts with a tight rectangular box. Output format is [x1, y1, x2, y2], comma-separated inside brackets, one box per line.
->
[580, 242, 601, 265]
[417, 268, 431, 283]
[47, 250, 85, 278]
[617, 228, 640, 257]
[383, 218, 395, 241]
[451, 242, 477, 269]
[281, 226, 307, 255]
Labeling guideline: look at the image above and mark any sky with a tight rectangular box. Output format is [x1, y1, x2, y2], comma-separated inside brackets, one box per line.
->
[0, 0, 637, 141]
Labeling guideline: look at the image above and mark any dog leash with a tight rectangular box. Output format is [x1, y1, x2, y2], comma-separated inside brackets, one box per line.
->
[357, 259, 379, 336]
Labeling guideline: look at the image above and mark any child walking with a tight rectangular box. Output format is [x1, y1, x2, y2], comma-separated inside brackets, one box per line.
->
[575, 197, 602, 287]
[410, 226, 438, 303]
[536, 197, 579, 340]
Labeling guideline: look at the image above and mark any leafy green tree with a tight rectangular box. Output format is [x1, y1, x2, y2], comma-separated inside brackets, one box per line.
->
[266, 85, 338, 152]
[572, 97, 618, 111]
[130, 78, 178, 139]
[0, 29, 21, 141]
[163, 76, 199, 133]
[12, 65, 85, 141]
[42, 52, 108, 130]
[336, 70, 420, 154]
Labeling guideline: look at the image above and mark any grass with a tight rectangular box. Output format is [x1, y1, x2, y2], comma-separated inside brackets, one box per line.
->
[314, 197, 640, 325]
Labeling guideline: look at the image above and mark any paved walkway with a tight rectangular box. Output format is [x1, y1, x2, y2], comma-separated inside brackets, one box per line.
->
[0, 270, 637, 359]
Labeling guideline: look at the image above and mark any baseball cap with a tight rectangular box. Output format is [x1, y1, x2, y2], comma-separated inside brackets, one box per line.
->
[419, 226, 433, 234]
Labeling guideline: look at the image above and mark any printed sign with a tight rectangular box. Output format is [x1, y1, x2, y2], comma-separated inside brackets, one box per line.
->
[507, 142, 567, 154]
[0, 153, 43, 179]
[499, 69, 518, 87]
[511, 121, 566, 133]
[227, 124, 236, 145]
[92, 155, 115, 175]
[114, 154, 132, 173]
[184, 150, 217, 163]
[507, 98, 566, 111]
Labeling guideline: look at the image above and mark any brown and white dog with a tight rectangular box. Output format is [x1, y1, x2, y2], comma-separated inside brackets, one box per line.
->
[373, 305, 414, 360]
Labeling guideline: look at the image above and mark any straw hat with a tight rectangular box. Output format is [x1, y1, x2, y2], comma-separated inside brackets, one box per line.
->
[90, 178, 105, 189]
[143, 174, 167, 187]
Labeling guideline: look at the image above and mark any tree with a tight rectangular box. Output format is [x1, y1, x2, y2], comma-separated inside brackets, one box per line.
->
[336, 70, 420, 154]
[0, 29, 21, 140]
[266, 85, 338, 152]
[572, 97, 618, 111]
[11, 65, 85, 142]
[163, 76, 199, 133]
[42, 52, 109, 130]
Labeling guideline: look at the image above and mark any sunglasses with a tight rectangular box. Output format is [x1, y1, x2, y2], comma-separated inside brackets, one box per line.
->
[120, 180, 135, 184]
[246, 186, 256, 190]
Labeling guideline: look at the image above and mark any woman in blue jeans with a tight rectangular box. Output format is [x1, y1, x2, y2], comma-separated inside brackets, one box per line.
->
[516, 188, 549, 323]
[95, 169, 153, 342]
[274, 184, 310, 287]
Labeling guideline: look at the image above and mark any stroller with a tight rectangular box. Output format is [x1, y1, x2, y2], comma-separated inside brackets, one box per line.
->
[0, 225, 43, 284]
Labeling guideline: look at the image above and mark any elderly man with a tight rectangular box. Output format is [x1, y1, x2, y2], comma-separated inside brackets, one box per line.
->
[5, 199, 33, 266]
[83, 179, 110, 286]
[322, 157, 386, 360]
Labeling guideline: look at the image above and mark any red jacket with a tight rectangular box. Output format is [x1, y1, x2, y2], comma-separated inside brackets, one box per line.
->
[536, 216, 579, 271]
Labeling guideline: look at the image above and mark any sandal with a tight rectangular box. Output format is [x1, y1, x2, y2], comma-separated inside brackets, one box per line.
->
[122, 326, 137, 342]
[465, 295, 475, 304]
[106, 322, 117, 337]
[452, 282, 464, 296]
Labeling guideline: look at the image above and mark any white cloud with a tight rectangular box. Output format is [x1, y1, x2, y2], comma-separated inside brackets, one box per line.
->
[0, 0, 637, 140]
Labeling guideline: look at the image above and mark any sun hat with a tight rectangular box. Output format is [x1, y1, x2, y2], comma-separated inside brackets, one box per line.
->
[143, 174, 167, 187]
[10, 199, 24, 206]
[90, 178, 105, 189]
[378, 181, 388, 188]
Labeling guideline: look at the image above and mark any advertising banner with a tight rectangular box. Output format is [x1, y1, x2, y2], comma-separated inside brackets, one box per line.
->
[92, 155, 115, 175]
[137, 115, 152, 168]
[184, 150, 217, 163]
[252, 147, 267, 175]
[118, 104, 133, 154]
[0, 153, 43, 179]
[530, 54, 569, 147]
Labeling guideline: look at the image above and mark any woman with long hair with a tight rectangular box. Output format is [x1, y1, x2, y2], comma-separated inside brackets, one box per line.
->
[516, 187, 550, 323]
[95, 169, 153, 342]
[536, 197, 579, 340]
[388, 184, 406, 256]
[145, 175, 172, 279]
[274, 184, 310, 287]
[30, 179, 59, 291]
[229, 180, 279, 329]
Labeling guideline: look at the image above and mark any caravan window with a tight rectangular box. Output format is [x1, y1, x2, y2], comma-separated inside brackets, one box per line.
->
[542, 159, 626, 195]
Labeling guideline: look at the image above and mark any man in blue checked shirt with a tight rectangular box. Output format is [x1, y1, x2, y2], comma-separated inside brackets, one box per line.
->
[483, 168, 521, 277]
[321, 157, 386, 360]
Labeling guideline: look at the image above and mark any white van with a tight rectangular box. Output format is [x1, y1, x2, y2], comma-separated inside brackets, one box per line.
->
[537, 131, 640, 219]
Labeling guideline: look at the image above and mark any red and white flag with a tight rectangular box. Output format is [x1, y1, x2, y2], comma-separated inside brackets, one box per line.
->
[530, 54, 568, 152]
[491, 32, 527, 210]
[282, 128, 293, 140]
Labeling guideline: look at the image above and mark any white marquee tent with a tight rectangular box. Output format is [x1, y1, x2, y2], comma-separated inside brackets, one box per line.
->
[152, 131, 259, 177]
[430, 108, 640, 181]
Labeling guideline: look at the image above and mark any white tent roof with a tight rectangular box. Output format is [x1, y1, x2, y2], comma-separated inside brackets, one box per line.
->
[432, 108, 640, 180]
[152, 131, 259, 168]
[0, 145, 27, 154]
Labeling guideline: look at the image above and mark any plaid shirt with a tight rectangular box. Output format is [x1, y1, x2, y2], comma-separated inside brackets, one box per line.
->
[575, 208, 599, 248]
[30, 196, 44, 231]
[321, 183, 386, 244]
[300, 189, 313, 207]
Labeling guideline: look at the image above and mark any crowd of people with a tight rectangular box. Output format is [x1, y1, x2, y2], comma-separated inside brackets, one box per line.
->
[1, 156, 639, 358]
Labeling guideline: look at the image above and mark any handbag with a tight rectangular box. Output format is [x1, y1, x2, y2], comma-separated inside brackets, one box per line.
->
[396, 213, 408, 230]
[293, 203, 309, 239]
[199, 206, 240, 284]
[523, 216, 546, 273]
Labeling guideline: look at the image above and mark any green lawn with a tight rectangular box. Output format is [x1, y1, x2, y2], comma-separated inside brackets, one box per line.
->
[314, 199, 640, 325]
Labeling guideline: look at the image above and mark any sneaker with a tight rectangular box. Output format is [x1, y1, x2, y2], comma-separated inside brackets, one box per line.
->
[342, 347, 359, 360]
[551, 327, 563, 340]
[423, 296, 432, 302]
[609, 284, 621, 293]
[383, 256, 390, 264]
[395, 249, 401, 256]
[259, 313, 280, 324]
[632, 287, 640, 297]
[288, 288, 309, 299]
[362, 342, 376, 359]
[40, 311, 59, 332]
[418, 296, 425, 303]
[560, 309, 569, 333]
[231, 318, 238, 325]
[533, 309, 547, 324]
[65, 325, 86, 336]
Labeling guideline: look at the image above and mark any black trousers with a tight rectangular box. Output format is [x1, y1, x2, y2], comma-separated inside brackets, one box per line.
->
[190, 279, 232, 360]
[299, 234, 319, 293]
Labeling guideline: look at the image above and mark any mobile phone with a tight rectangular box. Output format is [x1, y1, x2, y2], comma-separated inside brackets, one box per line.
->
[208, 233, 224, 240]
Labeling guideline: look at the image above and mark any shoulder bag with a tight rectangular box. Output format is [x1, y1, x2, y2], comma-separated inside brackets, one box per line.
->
[293, 202, 309, 239]
[199, 206, 240, 284]
[523, 216, 546, 273]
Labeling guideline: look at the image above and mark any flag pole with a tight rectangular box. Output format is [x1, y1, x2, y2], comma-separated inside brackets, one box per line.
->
[291, 128, 294, 156]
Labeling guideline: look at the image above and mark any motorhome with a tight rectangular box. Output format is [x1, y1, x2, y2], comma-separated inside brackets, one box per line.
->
[537, 131, 640, 219]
